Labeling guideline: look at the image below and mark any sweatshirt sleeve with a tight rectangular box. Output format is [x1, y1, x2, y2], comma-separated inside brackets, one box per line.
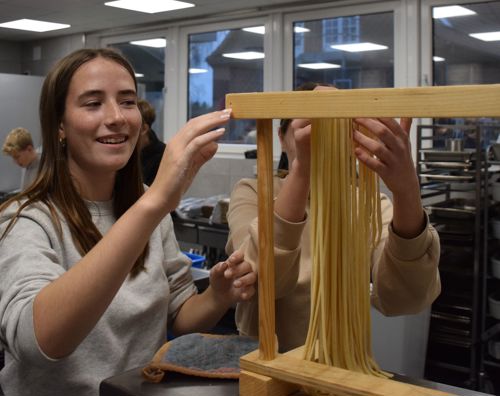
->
[159, 214, 197, 324]
[0, 213, 65, 366]
[226, 178, 307, 299]
[370, 194, 441, 316]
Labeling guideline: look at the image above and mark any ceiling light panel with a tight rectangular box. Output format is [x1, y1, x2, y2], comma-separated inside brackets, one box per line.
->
[189, 68, 208, 74]
[331, 42, 388, 52]
[469, 31, 500, 41]
[243, 26, 311, 34]
[242, 26, 265, 35]
[0, 19, 70, 32]
[105, 0, 194, 14]
[222, 52, 265, 60]
[298, 63, 341, 70]
[432, 5, 476, 19]
[130, 38, 166, 48]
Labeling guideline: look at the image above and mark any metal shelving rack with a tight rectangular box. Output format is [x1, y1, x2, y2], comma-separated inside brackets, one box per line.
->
[479, 145, 500, 394]
[417, 123, 500, 394]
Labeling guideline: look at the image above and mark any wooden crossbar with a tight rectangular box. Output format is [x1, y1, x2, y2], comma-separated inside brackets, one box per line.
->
[226, 84, 500, 118]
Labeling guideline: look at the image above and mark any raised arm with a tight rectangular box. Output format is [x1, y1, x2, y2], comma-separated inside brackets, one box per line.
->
[353, 117, 441, 315]
[32, 110, 231, 359]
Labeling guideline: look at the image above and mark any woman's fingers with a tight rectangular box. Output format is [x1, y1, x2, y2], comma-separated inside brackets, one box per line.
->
[176, 109, 232, 146]
[290, 118, 311, 130]
[400, 117, 412, 134]
[354, 118, 401, 152]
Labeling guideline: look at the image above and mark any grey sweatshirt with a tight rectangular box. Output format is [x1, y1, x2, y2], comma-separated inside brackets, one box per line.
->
[0, 199, 197, 395]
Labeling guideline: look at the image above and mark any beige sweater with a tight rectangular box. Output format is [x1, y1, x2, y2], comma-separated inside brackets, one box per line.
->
[226, 177, 441, 352]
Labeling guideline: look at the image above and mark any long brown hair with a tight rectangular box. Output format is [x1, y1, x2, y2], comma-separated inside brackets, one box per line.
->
[0, 48, 148, 276]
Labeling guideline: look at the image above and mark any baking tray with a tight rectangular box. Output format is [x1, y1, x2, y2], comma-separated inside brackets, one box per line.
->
[420, 174, 475, 182]
[427, 198, 476, 219]
[422, 161, 474, 170]
[421, 148, 477, 162]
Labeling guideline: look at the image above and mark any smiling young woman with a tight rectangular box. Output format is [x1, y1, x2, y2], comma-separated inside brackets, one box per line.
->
[0, 48, 256, 396]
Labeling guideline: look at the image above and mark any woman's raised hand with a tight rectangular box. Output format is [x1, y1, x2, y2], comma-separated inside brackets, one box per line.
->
[352, 117, 418, 198]
[147, 109, 231, 212]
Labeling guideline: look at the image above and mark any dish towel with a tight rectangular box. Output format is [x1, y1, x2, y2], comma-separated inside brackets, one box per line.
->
[143, 333, 258, 383]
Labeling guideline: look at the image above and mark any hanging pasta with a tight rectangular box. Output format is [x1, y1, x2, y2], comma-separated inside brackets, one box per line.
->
[303, 118, 386, 380]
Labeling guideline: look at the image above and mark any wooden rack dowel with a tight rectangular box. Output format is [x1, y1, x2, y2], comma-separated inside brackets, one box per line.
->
[256, 119, 276, 360]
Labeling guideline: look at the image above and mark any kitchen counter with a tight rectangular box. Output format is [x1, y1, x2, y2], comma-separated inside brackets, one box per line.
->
[100, 366, 492, 396]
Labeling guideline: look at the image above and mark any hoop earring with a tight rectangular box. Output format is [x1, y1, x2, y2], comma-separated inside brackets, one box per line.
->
[59, 136, 66, 148]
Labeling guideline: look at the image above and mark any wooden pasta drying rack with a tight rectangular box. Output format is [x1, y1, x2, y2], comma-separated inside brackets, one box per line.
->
[226, 84, 500, 396]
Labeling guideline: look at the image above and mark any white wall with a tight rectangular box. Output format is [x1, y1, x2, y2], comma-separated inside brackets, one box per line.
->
[0, 41, 22, 74]
[20, 34, 85, 76]
[0, 73, 44, 192]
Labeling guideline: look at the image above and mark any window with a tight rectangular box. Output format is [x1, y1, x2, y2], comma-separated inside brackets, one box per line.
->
[431, 1, 500, 143]
[188, 27, 264, 144]
[433, 1, 500, 85]
[293, 12, 394, 89]
[109, 39, 166, 134]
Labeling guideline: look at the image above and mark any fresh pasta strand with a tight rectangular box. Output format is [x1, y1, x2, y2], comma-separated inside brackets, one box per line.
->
[303, 118, 388, 395]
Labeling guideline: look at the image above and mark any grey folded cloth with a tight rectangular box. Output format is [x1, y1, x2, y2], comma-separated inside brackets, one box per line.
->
[143, 333, 258, 383]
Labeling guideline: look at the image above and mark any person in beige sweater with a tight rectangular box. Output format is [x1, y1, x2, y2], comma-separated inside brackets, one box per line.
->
[226, 87, 441, 353]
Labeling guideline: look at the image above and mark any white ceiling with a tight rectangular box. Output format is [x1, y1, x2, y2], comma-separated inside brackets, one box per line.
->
[0, 0, 330, 41]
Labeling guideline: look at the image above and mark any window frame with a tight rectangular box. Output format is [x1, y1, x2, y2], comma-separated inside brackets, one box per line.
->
[177, 16, 278, 158]
[101, 29, 169, 140]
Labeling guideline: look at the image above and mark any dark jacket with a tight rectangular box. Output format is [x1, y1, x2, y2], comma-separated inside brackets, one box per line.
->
[141, 129, 166, 186]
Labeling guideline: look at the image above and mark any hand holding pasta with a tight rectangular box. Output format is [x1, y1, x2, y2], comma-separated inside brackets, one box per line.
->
[352, 117, 419, 199]
[353, 117, 425, 238]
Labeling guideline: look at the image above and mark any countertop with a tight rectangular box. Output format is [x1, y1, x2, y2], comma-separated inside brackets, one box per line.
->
[100, 366, 492, 396]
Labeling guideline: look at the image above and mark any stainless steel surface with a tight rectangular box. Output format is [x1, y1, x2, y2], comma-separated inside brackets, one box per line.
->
[446, 138, 465, 152]
[427, 198, 477, 219]
[421, 149, 476, 163]
[423, 161, 473, 170]
[420, 174, 475, 182]
[99, 366, 493, 396]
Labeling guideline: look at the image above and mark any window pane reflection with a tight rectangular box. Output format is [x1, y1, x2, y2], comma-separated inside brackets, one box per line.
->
[432, 1, 500, 142]
[433, 2, 500, 86]
[110, 41, 165, 134]
[188, 28, 264, 144]
[293, 12, 394, 89]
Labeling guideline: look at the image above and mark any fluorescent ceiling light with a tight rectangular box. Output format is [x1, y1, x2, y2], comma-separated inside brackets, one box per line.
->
[469, 31, 500, 41]
[105, 0, 194, 14]
[242, 25, 310, 34]
[242, 26, 265, 34]
[222, 51, 265, 60]
[433, 56, 445, 62]
[432, 5, 476, 19]
[0, 18, 70, 32]
[331, 42, 388, 52]
[130, 38, 166, 48]
[298, 62, 340, 70]
[294, 26, 310, 33]
[189, 68, 208, 74]
[134, 73, 144, 77]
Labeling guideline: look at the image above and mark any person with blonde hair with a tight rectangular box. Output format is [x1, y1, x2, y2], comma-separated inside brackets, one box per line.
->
[2, 127, 40, 189]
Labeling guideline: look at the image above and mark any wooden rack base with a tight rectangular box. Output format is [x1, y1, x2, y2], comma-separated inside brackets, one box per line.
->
[239, 347, 454, 396]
